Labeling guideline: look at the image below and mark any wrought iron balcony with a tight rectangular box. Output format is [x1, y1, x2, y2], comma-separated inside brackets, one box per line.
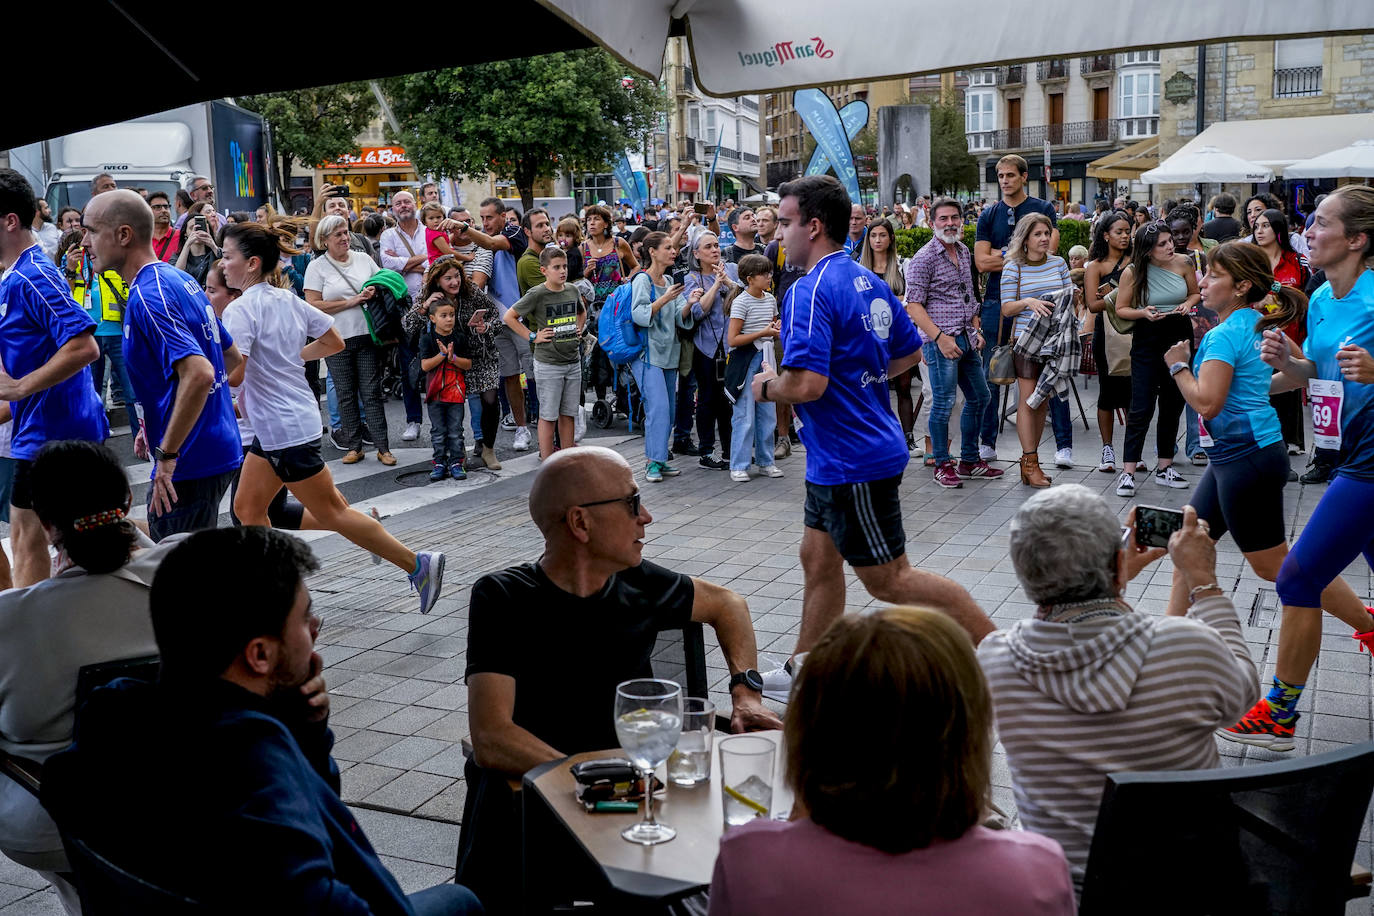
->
[1081, 54, 1115, 75]
[997, 64, 1025, 87]
[1037, 59, 1069, 81]
[1274, 66, 1322, 98]
[987, 119, 1119, 150]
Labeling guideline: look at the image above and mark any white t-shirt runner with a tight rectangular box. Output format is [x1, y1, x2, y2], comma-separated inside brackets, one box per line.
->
[222, 283, 334, 451]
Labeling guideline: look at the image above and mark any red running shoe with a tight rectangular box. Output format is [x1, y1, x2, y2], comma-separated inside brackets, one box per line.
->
[933, 462, 963, 489]
[957, 459, 1005, 480]
[1216, 699, 1296, 752]
[1351, 611, 1374, 653]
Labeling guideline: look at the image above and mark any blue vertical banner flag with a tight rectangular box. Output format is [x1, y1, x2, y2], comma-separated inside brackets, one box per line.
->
[613, 152, 647, 217]
[794, 89, 864, 204]
[804, 101, 869, 178]
[706, 128, 723, 201]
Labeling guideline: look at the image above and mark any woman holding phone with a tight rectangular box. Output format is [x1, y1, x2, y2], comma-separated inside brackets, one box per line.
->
[631, 231, 697, 483]
[421, 256, 504, 470]
[1240, 186, 1374, 750]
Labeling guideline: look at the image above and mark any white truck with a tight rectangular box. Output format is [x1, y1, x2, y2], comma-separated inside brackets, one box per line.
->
[15, 100, 273, 214]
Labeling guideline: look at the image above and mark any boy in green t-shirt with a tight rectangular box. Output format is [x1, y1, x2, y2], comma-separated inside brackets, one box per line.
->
[504, 247, 585, 459]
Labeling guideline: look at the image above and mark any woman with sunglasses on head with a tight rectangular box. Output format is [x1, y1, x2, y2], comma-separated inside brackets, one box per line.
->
[1083, 212, 1134, 472]
[1112, 221, 1200, 497]
[1242, 186, 1374, 750]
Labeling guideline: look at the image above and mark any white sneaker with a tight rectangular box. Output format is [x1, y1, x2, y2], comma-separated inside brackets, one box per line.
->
[730, 469, 750, 482]
[979, 444, 997, 461]
[1154, 465, 1189, 489]
[1054, 448, 1073, 468]
[402, 421, 420, 442]
[759, 464, 784, 478]
[513, 427, 532, 451]
[1116, 471, 1136, 497]
[573, 404, 587, 443]
[760, 653, 805, 703]
[1097, 444, 1117, 473]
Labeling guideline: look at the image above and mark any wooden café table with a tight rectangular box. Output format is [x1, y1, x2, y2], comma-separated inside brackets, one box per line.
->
[520, 729, 791, 911]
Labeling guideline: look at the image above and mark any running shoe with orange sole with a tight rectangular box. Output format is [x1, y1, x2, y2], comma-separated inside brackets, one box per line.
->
[1216, 699, 1296, 752]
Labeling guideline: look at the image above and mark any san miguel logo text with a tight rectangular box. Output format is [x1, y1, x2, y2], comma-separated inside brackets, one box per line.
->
[739, 36, 834, 68]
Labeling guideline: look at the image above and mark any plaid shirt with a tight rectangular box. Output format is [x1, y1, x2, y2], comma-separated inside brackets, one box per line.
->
[904, 237, 977, 335]
[1012, 287, 1081, 408]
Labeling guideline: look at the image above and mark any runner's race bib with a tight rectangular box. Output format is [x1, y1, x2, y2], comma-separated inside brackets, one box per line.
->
[1309, 379, 1344, 450]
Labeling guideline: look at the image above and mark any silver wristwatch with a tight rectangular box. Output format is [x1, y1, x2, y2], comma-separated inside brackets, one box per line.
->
[1168, 361, 1189, 376]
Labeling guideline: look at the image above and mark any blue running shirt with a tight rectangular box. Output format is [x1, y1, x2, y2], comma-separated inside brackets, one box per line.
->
[1304, 270, 1374, 481]
[122, 261, 241, 482]
[781, 250, 920, 485]
[0, 244, 109, 460]
[1192, 307, 1283, 464]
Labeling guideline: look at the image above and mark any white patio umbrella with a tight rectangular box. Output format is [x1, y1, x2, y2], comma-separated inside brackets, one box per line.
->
[742, 191, 779, 204]
[540, 0, 1374, 96]
[1283, 139, 1374, 179]
[1140, 146, 1274, 185]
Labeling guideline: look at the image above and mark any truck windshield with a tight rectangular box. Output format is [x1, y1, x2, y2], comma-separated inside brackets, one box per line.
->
[48, 180, 182, 213]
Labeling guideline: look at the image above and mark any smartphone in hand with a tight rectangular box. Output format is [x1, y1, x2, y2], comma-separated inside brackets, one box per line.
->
[1134, 504, 1185, 548]
[467, 309, 490, 327]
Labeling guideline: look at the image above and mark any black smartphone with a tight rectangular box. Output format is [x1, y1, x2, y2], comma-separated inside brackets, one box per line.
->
[693, 202, 710, 215]
[332, 185, 350, 197]
[193, 215, 208, 234]
[1134, 504, 1184, 549]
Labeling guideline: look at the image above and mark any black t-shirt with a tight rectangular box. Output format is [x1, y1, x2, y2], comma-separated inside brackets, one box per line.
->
[500, 223, 529, 260]
[764, 239, 805, 304]
[418, 328, 470, 360]
[1200, 216, 1242, 243]
[465, 560, 695, 755]
[975, 196, 1058, 303]
[722, 241, 760, 265]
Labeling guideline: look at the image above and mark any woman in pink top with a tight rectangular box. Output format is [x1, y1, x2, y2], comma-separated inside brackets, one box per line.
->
[707, 607, 1075, 916]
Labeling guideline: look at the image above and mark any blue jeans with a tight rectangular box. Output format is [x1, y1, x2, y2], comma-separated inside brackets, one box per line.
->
[630, 360, 677, 464]
[396, 338, 423, 425]
[92, 334, 137, 433]
[407, 883, 483, 916]
[428, 400, 466, 464]
[1048, 394, 1073, 451]
[923, 333, 990, 465]
[467, 392, 483, 443]
[978, 298, 1006, 447]
[729, 349, 776, 470]
[1184, 404, 1200, 457]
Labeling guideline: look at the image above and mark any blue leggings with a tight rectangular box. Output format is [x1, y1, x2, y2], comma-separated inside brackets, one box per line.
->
[1276, 474, 1374, 608]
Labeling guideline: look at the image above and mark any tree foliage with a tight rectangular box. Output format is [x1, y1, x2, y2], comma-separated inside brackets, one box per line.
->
[239, 84, 378, 206]
[384, 50, 665, 210]
[922, 94, 981, 194]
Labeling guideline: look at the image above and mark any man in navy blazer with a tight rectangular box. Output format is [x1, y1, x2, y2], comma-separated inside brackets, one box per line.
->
[43, 527, 483, 916]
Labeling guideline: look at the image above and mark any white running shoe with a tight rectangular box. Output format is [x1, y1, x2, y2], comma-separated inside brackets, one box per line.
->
[513, 427, 532, 451]
[730, 469, 750, 482]
[1116, 471, 1136, 497]
[1155, 465, 1189, 489]
[574, 404, 587, 443]
[760, 653, 805, 703]
[1054, 448, 1073, 468]
[759, 465, 784, 478]
[402, 421, 421, 442]
[1098, 444, 1117, 473]
[979, 444, 997, 461]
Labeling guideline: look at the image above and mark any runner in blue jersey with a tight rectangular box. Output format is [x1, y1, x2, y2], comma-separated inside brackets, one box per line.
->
[1254, 186, 1374, 750]
[749, 176, 994, 700]
[82, 190, 243, 541]
[0, 168, 108, 587]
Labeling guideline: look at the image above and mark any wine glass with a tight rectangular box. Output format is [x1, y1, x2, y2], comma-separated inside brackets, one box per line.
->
[613, 678, 683, 845]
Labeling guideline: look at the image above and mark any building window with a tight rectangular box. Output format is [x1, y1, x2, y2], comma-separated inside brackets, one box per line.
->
[1120, 50, 1160, 66]
[1274, 38, 1324, 98]
[968, 69, 996, 87]
[706, 108, 717, 137]
[966, 89, 994, 135]
[1118, 71, 1159, 138]
[689, 106, 700, 138]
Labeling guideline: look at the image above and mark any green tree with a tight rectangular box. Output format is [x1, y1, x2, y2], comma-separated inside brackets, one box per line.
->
[239, 84, 378, 206]
[922, 95, 980, 194]
[384, 50, 665, 211]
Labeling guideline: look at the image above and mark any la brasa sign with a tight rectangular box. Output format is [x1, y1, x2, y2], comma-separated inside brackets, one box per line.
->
[323, 146, 412, 169]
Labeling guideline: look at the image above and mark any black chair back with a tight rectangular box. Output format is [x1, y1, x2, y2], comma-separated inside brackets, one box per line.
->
[60, 830, 203, 915]
[1080, 739, 1374, 915]
[76, 655, 161, 709]
[649, 622, 709, 699]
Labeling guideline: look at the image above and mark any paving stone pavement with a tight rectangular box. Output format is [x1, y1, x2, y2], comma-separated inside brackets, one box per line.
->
[4, 400, 1373, 913]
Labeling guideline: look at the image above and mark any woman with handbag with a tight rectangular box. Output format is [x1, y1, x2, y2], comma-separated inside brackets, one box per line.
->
[1112, 221, 1201, 497]
[1084, 212, 1134, 473]
[304, 214, 395, 465]
[999, 213, 1072, 488]
[684, 231, 740, 470]
[222, 221, 447, 615]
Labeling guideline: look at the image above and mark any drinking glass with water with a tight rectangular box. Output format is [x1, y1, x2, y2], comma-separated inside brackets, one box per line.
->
[667, 697, 715, 787]
[613, 678, 683, 845]
[718, 734, 775, 827]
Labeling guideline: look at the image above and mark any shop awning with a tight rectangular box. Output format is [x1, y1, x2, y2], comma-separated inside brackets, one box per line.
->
[1087, 137, 1159, 180]
[1160, 113, 1374, 177]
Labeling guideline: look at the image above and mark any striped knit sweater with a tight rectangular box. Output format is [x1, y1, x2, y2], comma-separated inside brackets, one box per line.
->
[977, 596, 1258, 889]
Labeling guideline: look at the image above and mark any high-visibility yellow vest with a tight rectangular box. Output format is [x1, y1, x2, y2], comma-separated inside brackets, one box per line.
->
[66, 248, 128, 323]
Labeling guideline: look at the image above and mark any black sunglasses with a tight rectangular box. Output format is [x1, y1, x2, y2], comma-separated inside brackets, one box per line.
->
[577, 491, 642, 516]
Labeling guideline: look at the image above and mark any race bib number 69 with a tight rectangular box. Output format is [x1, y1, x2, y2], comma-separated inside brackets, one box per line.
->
[1309, 378, 1344, 451]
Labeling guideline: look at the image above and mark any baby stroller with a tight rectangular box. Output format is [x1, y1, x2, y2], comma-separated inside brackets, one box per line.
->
[583, 295, 643, 431]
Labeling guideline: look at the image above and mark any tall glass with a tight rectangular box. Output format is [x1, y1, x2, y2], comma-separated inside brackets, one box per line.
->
[667, 697, 715, 787]
[613, 679, 683, 845]
[719, 734, 775, 827]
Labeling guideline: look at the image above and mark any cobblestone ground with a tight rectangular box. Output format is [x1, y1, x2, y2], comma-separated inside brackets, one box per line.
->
[3, 402, 1372, 912]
